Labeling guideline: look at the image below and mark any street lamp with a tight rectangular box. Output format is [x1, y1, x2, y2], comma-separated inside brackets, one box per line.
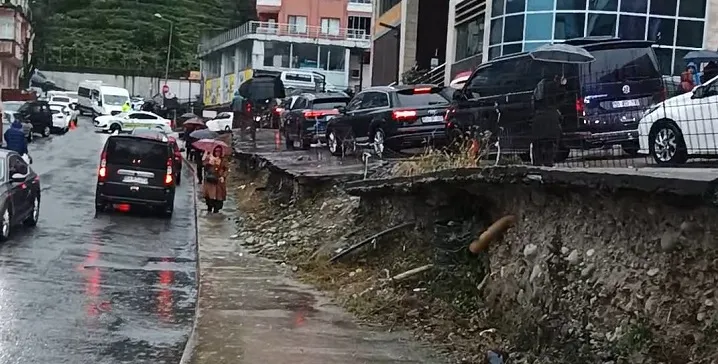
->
[154, 13, 173, 87]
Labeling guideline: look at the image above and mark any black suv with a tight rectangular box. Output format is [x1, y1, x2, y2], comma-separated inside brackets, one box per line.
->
[238, 75, 286, 128]
[95, 134, 176, 217]
[16, 100, 53, 137]
[284, 92, 350, 149]
[326, 85, 450, 156]
[446, 38, 664, 160]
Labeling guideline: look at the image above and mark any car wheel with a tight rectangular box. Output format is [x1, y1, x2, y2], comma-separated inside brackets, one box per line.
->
[42, 126, 51, 137]
[649, 121, 687, 165]
[300, 135, 311, 150]
[0, 206, 11, 242]
[23, 195, 39, 227]
[109, 124, 121, 133]
[328, 130, 343, 156]
[372, 128, 386, 157]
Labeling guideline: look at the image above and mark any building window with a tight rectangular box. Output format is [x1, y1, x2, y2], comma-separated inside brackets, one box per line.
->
[524, 13, 552, 41]
[679, 0, 706, 18]
[527, 0, 552, 11]
[619, 0, 647, 14]
[506, 0, 525, 14]
[650, 0, 677, 16]
[492, 0, 505, 17]
[0, 18, 14, 40]
[320, 18, 340, 36]
[676, 20, 704, 48]
[379, 0, 400, 15]
[348, 16, 371, 37]
[455, 14, 485, 61]
[587, 13, 616, 37]
[648, 17, 674, 46]
[319, 45, 346, 71]
[288, 15, 307, 34]
[503, 15, 524, 42]
[589, 0, 617, 11]
[556, 0, 585, 11]
[292, 43, 318, 68]
[264, 42, 290, 68]
[618, 15, 646, 40]
[554, 12, 584, 39]
[349, 0, 371, 3]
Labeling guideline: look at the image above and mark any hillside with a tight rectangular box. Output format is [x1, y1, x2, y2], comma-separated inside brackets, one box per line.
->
[31, 0, 256, 76]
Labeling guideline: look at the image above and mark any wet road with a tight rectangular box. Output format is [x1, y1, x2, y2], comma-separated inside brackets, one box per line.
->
[0, 119, 196, 363]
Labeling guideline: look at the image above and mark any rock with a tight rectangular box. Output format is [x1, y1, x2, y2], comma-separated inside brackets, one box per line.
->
[561, 246, 570, 255]
[680, 221, 703, 236]
[647, 268, 660, 277]
[276, 240, 287, 247]
[581, 264, 596, 278]
[586, 249, 595, 257]
[245, 236, 256, 245]
[660, 231, 680, 252]
[566, 249, 581, 265]
[697, 311, 706, 321]
[230, 234, 239, 239]
[523, 244, 538, 258]
[705, 299, 714, 307]
[290, 222, 300, 229]
[530, 264, 542, 283]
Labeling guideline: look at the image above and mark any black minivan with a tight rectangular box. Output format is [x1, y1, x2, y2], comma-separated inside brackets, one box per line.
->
[95, 134, 176, 217]
[446, 38, 664, 160]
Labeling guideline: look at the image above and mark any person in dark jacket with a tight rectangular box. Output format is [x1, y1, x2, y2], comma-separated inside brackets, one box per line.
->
[4, 120, 28, 156]
[530, 74, 565, 167]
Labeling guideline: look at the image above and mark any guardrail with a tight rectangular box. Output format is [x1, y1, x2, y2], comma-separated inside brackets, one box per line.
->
[415, 63, 446, 86]
[199, 21, 371, 54]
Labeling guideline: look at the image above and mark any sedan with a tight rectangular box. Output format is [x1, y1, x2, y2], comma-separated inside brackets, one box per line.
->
[0, 149, 40, 241]
[205, 112, 233, 132]
[94, 111, 172, 134]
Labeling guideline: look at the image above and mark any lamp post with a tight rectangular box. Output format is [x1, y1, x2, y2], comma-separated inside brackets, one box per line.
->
[154, 13, 173, 87]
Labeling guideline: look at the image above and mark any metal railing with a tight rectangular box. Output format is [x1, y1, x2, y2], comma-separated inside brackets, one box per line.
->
[415, 63, 446, 86]
[199, 21, 371, 53]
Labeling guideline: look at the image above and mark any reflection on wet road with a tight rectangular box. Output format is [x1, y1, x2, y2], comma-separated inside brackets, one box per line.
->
[0, 120, 196, 363]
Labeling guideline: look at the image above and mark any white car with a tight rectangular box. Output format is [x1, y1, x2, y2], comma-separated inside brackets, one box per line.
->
[49, 96, 79, 121]
[638, 75, 718, 165]
[49, 104, 71, 133]
[93, 111, 172, 134]
[205, 112, 233, 132]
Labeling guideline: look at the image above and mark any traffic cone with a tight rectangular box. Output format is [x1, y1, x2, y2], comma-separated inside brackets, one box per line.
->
[275, 129, 281, 150]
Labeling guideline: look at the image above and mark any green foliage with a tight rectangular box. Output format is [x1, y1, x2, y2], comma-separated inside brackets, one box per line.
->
[31, 0, 256, 76]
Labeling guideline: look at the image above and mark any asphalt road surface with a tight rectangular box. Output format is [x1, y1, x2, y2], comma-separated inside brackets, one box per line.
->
[0, 118, 197, 363]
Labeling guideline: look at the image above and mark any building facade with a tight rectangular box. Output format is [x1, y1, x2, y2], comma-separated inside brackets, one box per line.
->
[198, 0, 371, 108]
[445, 0, 716, 84]
[0, 1, 32, 89]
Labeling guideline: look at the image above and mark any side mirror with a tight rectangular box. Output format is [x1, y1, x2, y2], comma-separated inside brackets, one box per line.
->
[336, 106, 346, 114]
[10, 173, 25, 182]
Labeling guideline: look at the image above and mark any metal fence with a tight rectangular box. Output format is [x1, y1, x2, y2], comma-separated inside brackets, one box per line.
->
[35, 47, 192, 77]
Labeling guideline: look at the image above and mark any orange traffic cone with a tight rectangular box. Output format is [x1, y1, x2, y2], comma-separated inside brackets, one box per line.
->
[275, 129, 281, 150]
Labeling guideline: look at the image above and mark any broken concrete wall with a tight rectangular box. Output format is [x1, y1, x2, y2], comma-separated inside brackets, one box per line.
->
[346, 168, 718, 363]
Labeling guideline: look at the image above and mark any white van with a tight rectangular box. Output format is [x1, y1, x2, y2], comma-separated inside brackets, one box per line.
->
[77, 81, 130, 116]
[279, 71, 339, 93]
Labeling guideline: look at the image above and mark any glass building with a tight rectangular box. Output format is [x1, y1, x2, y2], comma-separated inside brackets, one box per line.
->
[488, 0, 708, 75]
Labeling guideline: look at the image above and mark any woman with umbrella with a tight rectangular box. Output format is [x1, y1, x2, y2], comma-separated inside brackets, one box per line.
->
[183, 118, 207, 160]
[194, 139, 230, 213]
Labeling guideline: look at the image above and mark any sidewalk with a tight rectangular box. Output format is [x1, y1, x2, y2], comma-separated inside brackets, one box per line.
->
[185, 191, 444, 363]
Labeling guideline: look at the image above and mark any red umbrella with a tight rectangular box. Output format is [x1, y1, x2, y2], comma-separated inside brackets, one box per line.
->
[192, 139, 231, 155]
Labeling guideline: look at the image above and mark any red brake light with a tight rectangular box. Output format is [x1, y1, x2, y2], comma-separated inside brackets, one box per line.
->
[413, 87, 432, 94]
[98, 152, 107, 180]
[245, 102, 252, 113]
[575, 97, 585, 116]
[392, 109, 418, 121]
[444, 107, 456, 122]
[303, 109, 339, 118]
[274, 107, 284, 115]
[164, 158, 173, 185]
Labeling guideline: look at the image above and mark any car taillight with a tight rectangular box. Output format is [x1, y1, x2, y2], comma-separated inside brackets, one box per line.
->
[98, 152, 107, 181]
[164, 158, 173, 185]
[575, 97, 585, 116]
[413, 87, 432, 94]
[274, 107, 284, 115]
[245, 102, 252, 114]
[392, 109, 418, 121]
[444, 107, 456, 122]
[303, 109, 339, 118]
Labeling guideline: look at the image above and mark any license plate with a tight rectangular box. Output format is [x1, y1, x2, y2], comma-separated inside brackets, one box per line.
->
[422, 116, 444, 123]
[612, 99, 640, 108]
[123, 176, 148, 184]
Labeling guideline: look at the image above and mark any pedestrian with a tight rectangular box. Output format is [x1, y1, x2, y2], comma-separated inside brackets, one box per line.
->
[530, 73, 564, 167]
[202, 146, 228, 213]
[230, 90, 244, 131]
[703, 61, 718, 83]
[4, 120, 28, 157]
[194, 146, 204, 184]
[122, 101, 131, 113]
[681, 63, 698, 93]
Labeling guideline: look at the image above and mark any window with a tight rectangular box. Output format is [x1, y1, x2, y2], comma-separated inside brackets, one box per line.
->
[676, 20, 704, 48]
[588, 0, 617, 11]
[618, 15, 646, 41]
[0, 18, 13, 40]
[587, 13, 616, 37]
[488, 46, 501, 60]
[523, 42, 549, 51]
[455, 14, 485, 61]
[467, 66, 494, 97]
[379, 0, 400, 15]
[360, 92, 389, 109]
[396, 93, 449, 107]
[264, 42, 290, 68]
[349, 0, 371, 3]
[129, 113, 156, 120]
[106, 138, 169, 169]
[312, 99, 348, 109]
[285, 73, 313, 82]
[492, 0, 504, 17]
[490, 18, 503, 45]
[8, 155, 27, 176]
[293, 97, 308, 109]
[556, 0, 585, 10]
[292, 43, 318, 68]
[505, 0, 525, 14]
[650, 0, 677, 16]
[648, 18, 674, 46]
[525, 13, 553, 41]
[503, 15, 524, 43]
[673, 49, 690, 75]
[78, 87, 90, 97]
[554, 13, 585, 40]
[527, 0, 552, 11]
[678, 0, 706, 18]
[319, 45, 345, 71]
[320, 18, 340, 36]
[619, 0, 647, 13]
[348, 16, 371, 37]
[581, 47, 661, 84]
[346, 94, 364, 110]
[288, 15, 307, 34]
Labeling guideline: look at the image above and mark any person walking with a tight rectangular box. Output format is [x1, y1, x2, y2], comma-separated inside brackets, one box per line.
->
[530, 74, 564, 167]
[202, 146, 228, 213]
[4, 120, 28, 157]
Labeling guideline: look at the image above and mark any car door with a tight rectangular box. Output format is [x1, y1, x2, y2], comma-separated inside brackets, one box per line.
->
[7, 155, 30, 220]
[353, 91, 388, 138]
[454, 65, 501, 133]
[286, 97, 309, 137]
[684, 80, 718, 152]
[492, 57, 535, 151]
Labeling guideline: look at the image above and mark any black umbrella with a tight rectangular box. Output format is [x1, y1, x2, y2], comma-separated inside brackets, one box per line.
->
[529, 43, 595, 64]
[190, 129, 219, 139]
[683, 50, 718, 63]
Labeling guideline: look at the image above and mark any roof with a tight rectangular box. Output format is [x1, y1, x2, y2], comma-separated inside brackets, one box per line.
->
[110, 133, 168, 143]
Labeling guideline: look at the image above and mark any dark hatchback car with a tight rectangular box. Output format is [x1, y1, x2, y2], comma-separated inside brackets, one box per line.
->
[95, 134, 176, 217]
[16, 100, 53, 137]
[283, 92, 350, 149]
[0, 150, 40, 241]
[326, 85, 450, 156]
[446, 37, 664, 159]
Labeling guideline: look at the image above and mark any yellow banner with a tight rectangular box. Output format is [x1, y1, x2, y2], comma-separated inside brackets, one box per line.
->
[223, 73, 236, 104]
[203, 78, 221, 106]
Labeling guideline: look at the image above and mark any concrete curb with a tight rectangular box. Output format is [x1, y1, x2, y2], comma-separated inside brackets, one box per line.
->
[179, 157, 199, 364]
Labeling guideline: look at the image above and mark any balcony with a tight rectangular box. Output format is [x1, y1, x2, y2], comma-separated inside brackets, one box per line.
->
[348, 0, 372, 13]
[256, 0, 281, 6]
[199, 21, 371, 55]
[0, 40, 21, 65]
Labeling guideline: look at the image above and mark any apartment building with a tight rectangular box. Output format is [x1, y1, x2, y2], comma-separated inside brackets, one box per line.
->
[198, 0, 372, 108]
[444, 0, 715, 84]
[0, 0, 32, 89]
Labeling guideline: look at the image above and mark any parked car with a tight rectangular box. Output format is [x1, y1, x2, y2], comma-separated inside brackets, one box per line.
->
[16, 100, 53, 137]
[205, 112, 233, 132]
[638, 74, 718, 164]
[326, 85, 450, 156]
[95, 134, 176, 217]
[284, 92, 350, 149]
[445, 38, 665, 161]
[0, 149, 40, 241]
[49, 104, 71, 133]
[2, 101, 34, 142]
[93, 111, 172, 133]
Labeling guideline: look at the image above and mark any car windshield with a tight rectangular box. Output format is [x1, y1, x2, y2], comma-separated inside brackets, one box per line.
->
[396, 93, 449, 107]
[105, 137, 169, 169]
[3, 102, 24, 112]
[581, 46, 661, 83]
[51, 97, 70, 103]
[103, 94, 129, 106]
